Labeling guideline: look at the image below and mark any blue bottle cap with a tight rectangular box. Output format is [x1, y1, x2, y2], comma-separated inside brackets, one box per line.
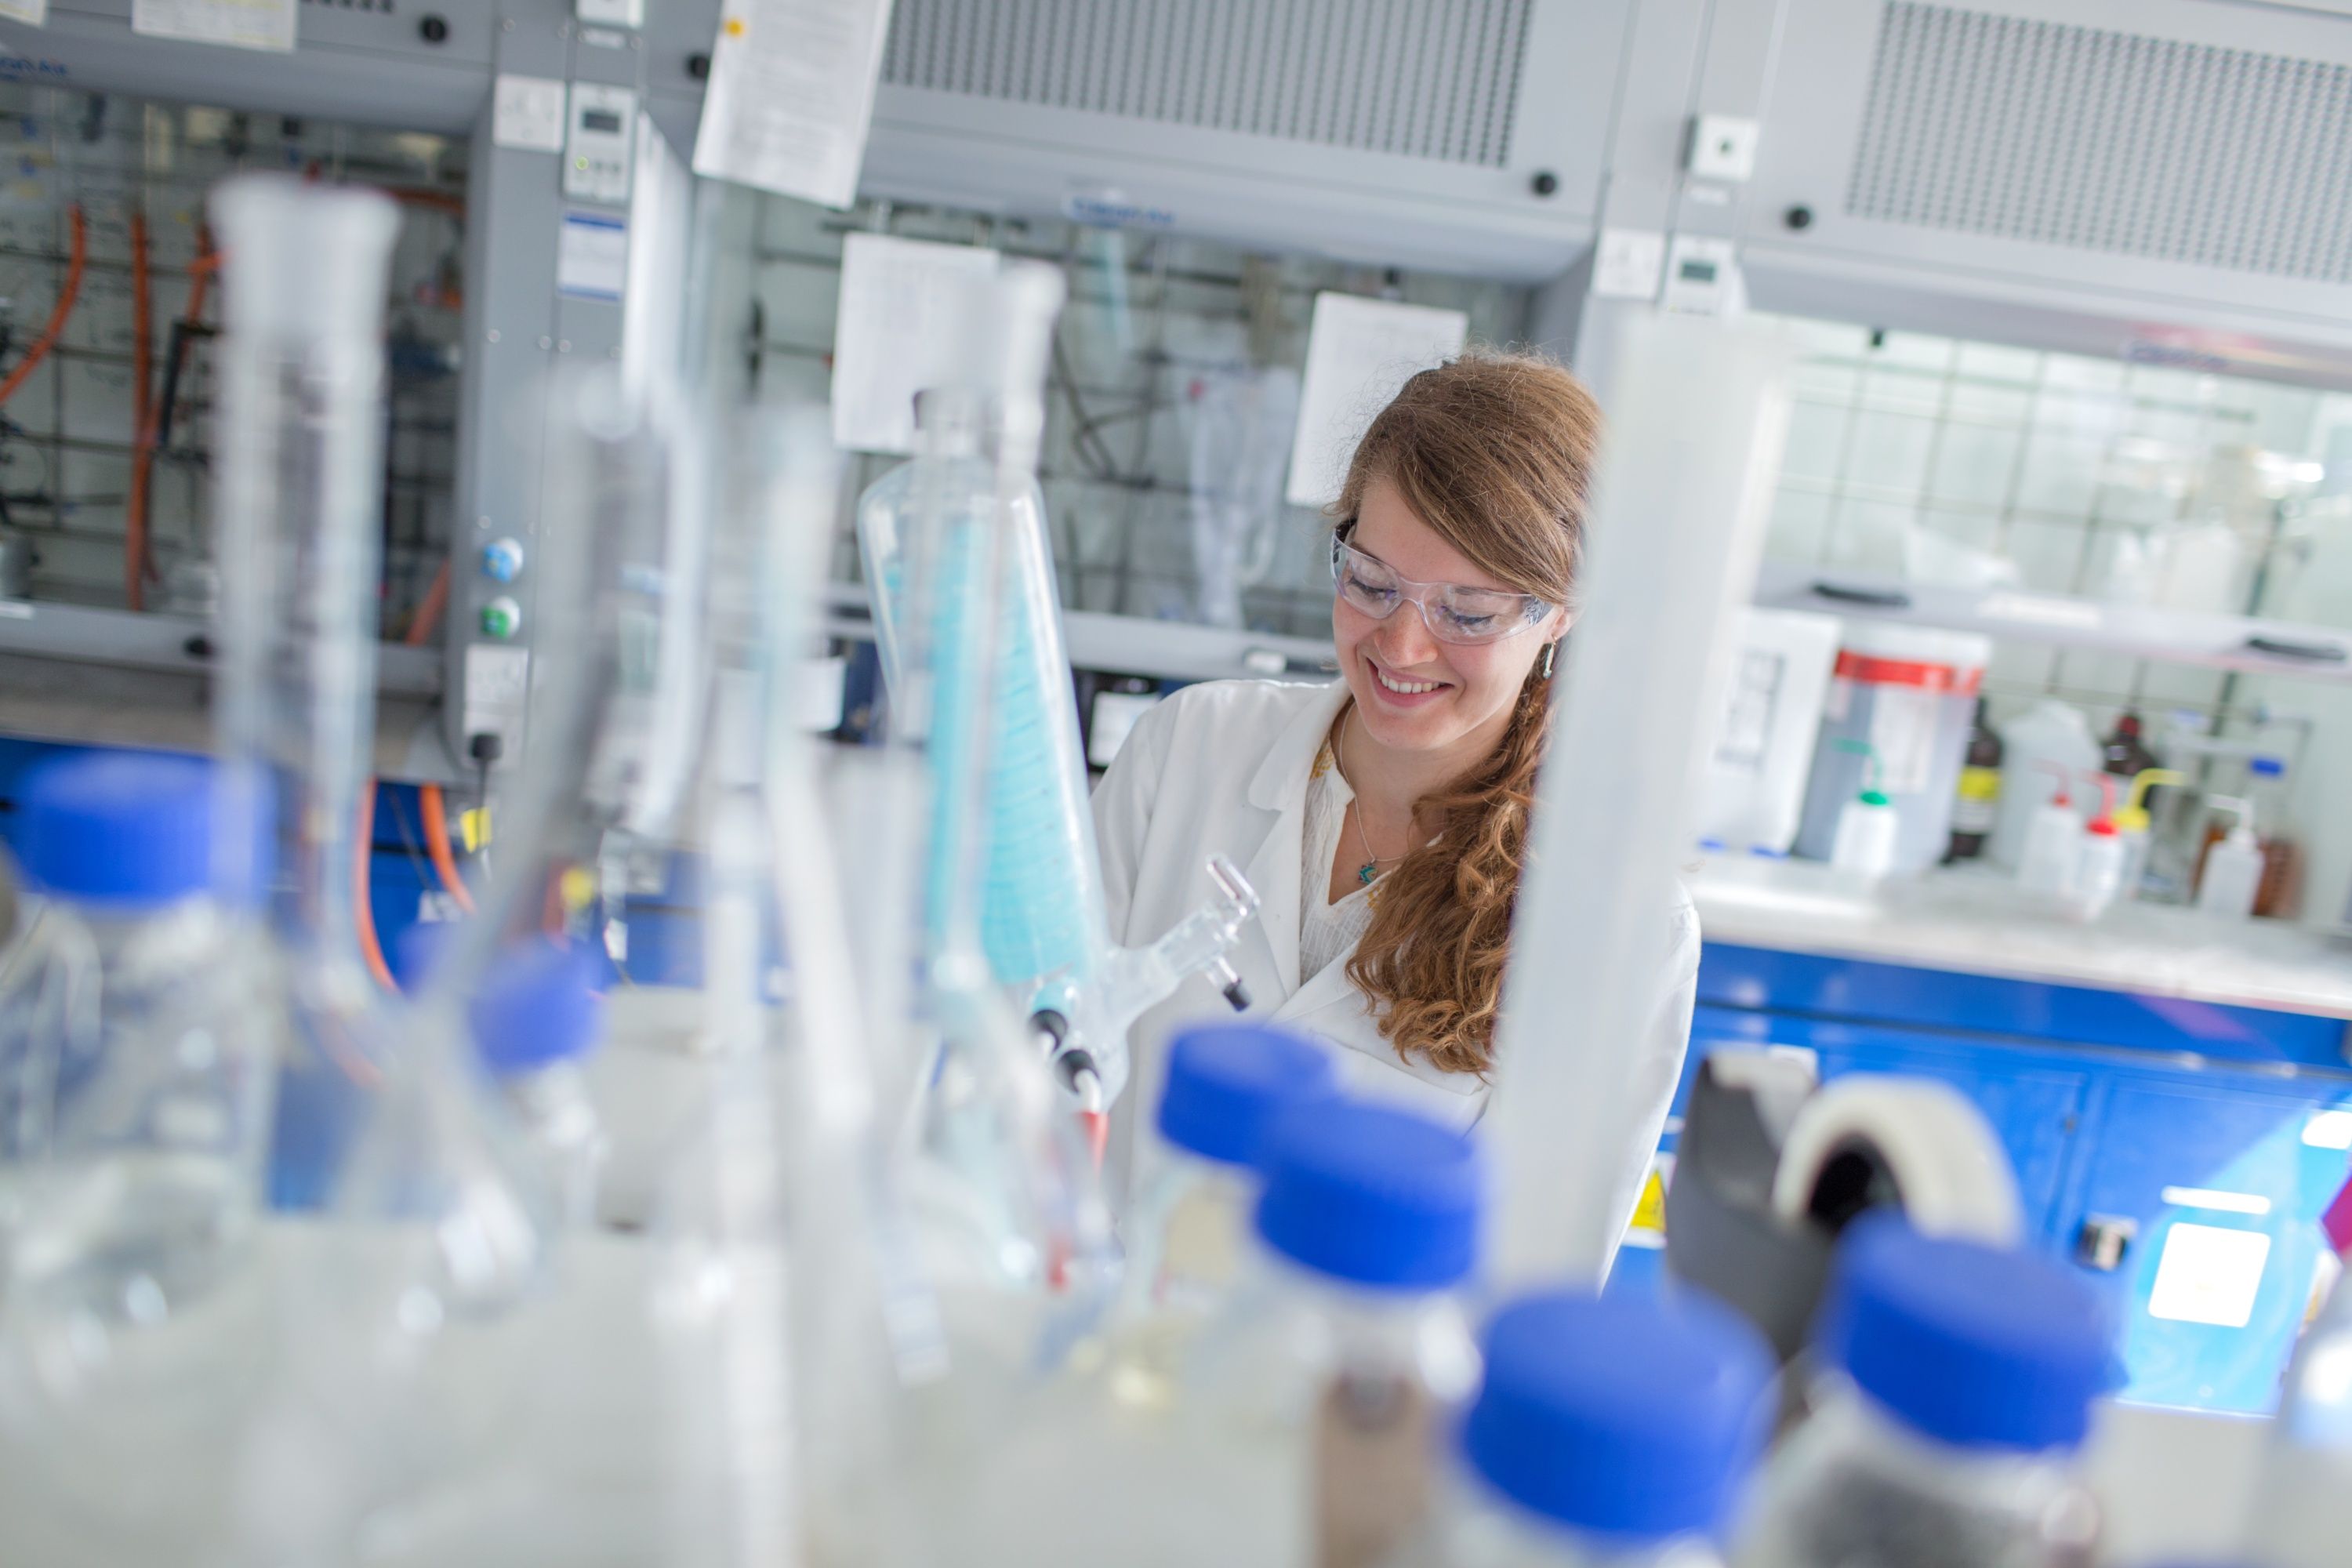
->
[16, 751, 268, 911]
[1253, 1099, 1482, 1290]
[1461, 1290, 1775, 1542]
[468, 938, 606, 1076]
[395, 924, 606, 1076]
[2250, 756, 2285, 778]
[393, 920, 455, 993]
[1157, 1022, 1341, 1166]
[1819, 1214, 2114, 1452]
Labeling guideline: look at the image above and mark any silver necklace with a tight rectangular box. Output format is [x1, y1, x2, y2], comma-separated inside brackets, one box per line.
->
[1333, 709, 1408, 886]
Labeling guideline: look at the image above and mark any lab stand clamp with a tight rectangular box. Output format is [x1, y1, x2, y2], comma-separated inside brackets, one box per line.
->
[1033, 853, 1261, 1116]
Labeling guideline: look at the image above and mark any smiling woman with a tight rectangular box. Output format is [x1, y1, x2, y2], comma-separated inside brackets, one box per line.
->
[1091, 349, 1700, 1236]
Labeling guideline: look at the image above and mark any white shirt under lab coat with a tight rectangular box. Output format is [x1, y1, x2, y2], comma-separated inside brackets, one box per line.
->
[1091, 676, 1701, 1258]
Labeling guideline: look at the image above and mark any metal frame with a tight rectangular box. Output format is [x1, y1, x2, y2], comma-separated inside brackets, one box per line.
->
[2, 1, 717, 782]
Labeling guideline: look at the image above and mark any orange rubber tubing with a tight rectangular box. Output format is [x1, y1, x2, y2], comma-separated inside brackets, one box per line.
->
[354, 782, 397, 990]
[0, 205, 84, 410]
[125, 211, 153, 611]
[418, 774, 474, 916]
[353, 561, 463, 989]
[407, 562, 471, 914]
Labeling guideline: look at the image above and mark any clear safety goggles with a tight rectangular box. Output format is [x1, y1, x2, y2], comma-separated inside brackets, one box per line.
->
[1329, 529, 1555, 646]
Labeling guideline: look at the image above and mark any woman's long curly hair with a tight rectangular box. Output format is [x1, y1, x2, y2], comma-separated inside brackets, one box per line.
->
[1337, 349, 1599, 1076]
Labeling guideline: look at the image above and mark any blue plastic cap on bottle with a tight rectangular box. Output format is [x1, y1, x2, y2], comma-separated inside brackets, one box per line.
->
[2250, 756, 2285, 778]
[469, 938, 607, 1076]
[15, 751, 270, 911]
[394, 924, 606, 1076]
[1252, 1099, 1483, 1290]
[1819, 1214, 2115, 1453]
[1157, 1022, 1342, 1167]
[1461, 1290, 1775, 1542]
[393, 920, 455, 993]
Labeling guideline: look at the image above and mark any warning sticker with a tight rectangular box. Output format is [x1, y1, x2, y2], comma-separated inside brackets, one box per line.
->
[1624, 1152, 1675, 1250]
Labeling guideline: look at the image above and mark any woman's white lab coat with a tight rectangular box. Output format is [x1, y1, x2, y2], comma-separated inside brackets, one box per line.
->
[1091, 676, 1701, 1254]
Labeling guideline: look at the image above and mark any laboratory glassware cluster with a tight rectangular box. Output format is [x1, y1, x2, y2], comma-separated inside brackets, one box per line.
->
[0, 166, 2342, 1568]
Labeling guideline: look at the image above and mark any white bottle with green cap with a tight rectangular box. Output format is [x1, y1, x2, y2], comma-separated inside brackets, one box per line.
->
[1828, 742, 1901, 880]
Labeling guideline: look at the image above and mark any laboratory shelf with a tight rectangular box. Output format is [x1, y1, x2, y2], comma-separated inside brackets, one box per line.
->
[0, 598, 444, 696]
[822, 581, 1338, 685]
[1753, 560, 2352, 683]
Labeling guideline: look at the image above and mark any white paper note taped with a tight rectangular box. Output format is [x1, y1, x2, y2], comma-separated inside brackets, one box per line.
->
[493, 74, 568, 154]
[830, 233, 1000, 456]
[691, 0, 896, 209]
[132, 0, 294, 52]
[557, 212, 629, 303]
[0, 2, 50, 26]
[1285, 293, 1467, 509]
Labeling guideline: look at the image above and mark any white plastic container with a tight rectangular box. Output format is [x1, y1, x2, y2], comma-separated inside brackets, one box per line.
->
[2066, 775, 2129, 922]
[2109, 768, 2184, 902]
[2071, 818, 2127, 922]
[1984, 700, 2100, 869]
[1733, 1218, 2111, 1568]
[2015, 767, 2083, 902]
[1795, 626, 1992, 874]
[1829, 789, 1902, 880]
[1389, 1290, 1773, 1568]
[1698, 608, 1842, 856]
[2194, 797, 2264, 920]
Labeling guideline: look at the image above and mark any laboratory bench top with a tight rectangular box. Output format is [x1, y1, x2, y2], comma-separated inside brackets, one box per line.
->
[1688, 854, 2352, 1024]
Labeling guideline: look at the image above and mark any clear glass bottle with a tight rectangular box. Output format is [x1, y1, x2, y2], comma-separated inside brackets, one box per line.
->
[1183, 1099, 1486, 1568]
[935, 1097, 1483, 1568]
[1392, 1289, 1775, 1568]
[1107, 1021, 1341, 1398]
[204, 172, 555, 1563]
[858, 380, 1259, 1117]
[0, 751, 277, 1555]
[464, 938, 609, 1232]
[1733, 1216, 2111, 1568]
[2241, 1175, 2352, 1568]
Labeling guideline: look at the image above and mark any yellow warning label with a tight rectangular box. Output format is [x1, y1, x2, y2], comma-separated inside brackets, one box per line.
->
[1958, 765, 2002, 801]
[1631, 1167, 1668, 1236]
[459, 808, 492, 853]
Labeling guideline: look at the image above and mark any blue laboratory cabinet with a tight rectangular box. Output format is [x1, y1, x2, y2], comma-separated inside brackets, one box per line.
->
[1637, 943, 2352, 1418]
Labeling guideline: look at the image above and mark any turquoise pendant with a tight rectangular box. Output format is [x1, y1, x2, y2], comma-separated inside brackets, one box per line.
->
[1359, 862, 1376, 886]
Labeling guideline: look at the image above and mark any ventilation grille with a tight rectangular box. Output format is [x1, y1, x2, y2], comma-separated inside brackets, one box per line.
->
[882, 0, 1532, 168]
[1849, 2, 2352, 285]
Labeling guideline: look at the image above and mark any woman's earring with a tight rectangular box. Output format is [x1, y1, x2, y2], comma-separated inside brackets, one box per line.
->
[1540, 641, 1557, 680]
